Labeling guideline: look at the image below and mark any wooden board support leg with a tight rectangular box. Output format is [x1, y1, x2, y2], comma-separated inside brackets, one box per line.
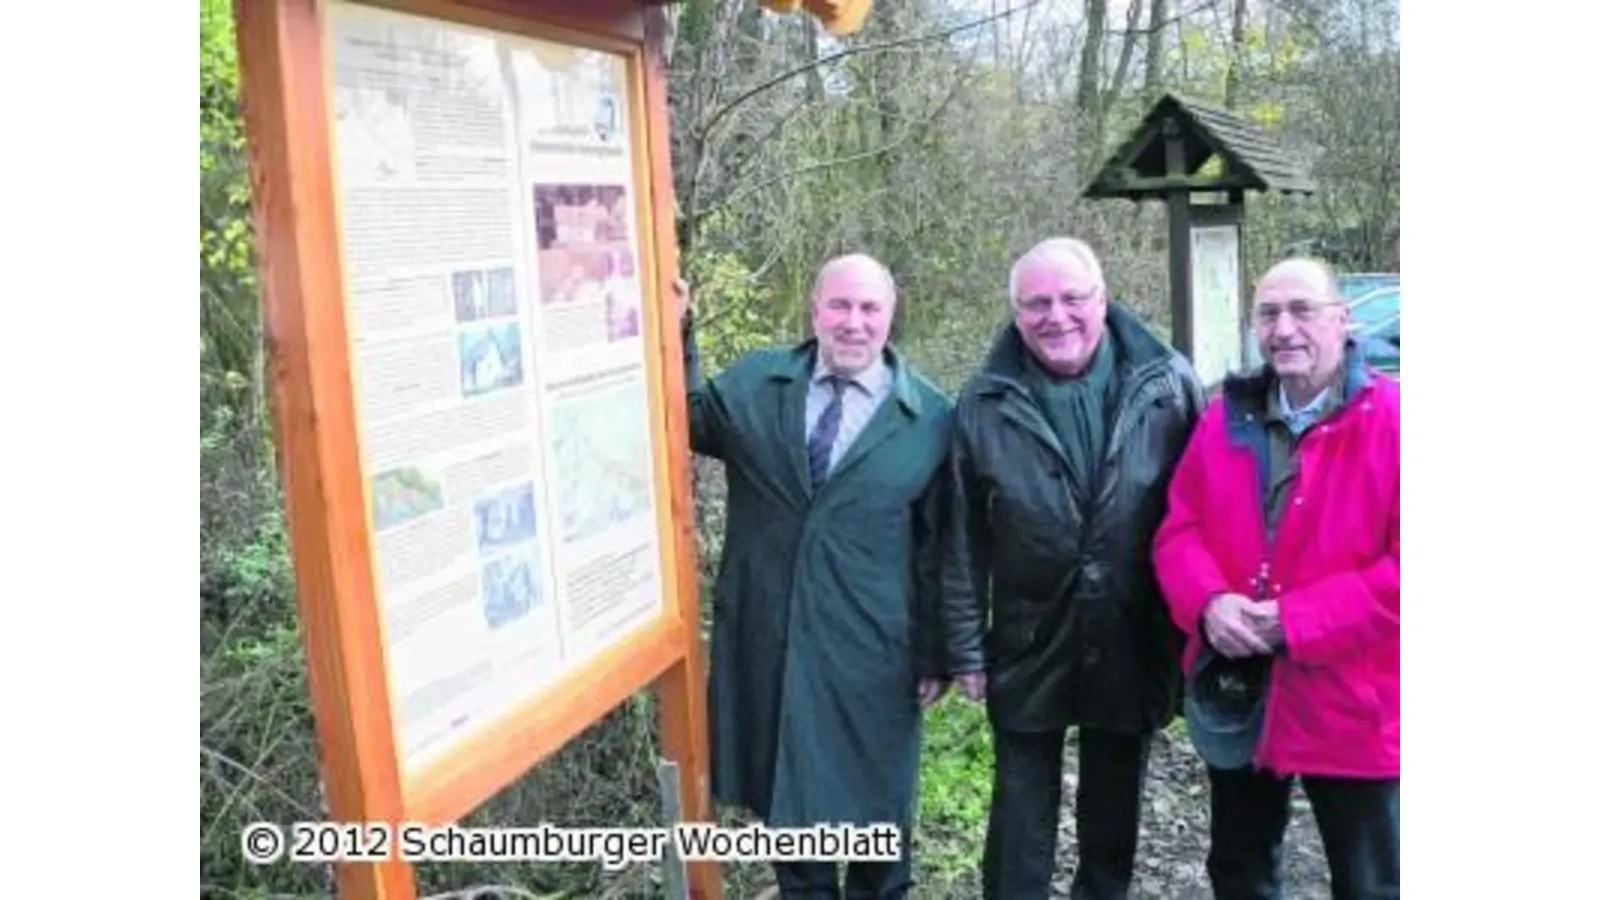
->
[642, 2, 720, 895]
[234, 1, 415, 897]
[657, 654, 722, 900]
[657, 759, 689, 900]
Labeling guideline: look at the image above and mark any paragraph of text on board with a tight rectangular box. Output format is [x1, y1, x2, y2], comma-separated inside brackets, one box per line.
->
[241, 821, 903, 868]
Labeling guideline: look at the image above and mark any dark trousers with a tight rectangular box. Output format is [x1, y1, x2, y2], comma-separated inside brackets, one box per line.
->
[773, 851, 911, 900]
[1206, 766, 1400, 900]
[982, 726, 1153, 900]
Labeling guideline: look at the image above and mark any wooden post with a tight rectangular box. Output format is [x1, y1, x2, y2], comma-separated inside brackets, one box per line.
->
[641, 6, 720, 897]
[1163, 118, 1194, 361]
[657, 759, 689, 900]
[235, 0, 414, 896]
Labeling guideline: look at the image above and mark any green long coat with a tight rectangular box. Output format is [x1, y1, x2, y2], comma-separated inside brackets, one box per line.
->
[682, 321, 954, 829]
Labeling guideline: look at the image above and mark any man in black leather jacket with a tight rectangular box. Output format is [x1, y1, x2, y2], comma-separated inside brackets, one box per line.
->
[941, 237, 1206, 900]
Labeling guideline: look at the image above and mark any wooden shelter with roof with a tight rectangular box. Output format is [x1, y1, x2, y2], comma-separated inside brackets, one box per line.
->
[1083, 93, 1316, 386]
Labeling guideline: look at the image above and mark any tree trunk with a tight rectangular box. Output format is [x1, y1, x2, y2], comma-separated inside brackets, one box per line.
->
[1076, 0, 1107, 148]
[1223, 0, 1247, 109]
[1144, 0, 1166, 98]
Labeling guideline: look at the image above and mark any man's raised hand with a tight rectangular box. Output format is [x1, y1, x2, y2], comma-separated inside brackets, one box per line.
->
[672, 276, 691, 323]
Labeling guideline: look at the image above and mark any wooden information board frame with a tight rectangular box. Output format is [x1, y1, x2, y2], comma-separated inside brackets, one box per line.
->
[233, 1, 716, 897]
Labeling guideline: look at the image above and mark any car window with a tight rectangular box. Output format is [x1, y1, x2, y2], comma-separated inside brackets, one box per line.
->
[1338, 274, 1399, 299]
[1350, 288, 1400, 328]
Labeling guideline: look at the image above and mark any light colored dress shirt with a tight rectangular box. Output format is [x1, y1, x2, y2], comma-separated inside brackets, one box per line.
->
[804, 354, 893, 474]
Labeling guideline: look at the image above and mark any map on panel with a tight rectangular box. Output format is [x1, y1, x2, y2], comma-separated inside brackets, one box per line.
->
[550, 378, 653, 545]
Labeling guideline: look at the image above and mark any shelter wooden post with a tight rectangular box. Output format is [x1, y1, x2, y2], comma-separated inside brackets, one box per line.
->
[1161, 118, 1195, 361]
[235, 1, 720, 897]
[1083, 93, 1316, 387]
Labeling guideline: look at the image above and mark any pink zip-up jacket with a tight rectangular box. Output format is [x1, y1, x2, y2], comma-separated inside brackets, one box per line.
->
[1152, 357, 1399, 778]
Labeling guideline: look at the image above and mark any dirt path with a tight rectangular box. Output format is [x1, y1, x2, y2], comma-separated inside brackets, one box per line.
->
[729, 726, 1331, 900]
[1085, 727, 1331, 899]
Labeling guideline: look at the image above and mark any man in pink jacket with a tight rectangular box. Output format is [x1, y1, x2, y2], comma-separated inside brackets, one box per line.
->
[1151, 257, 1399, 900]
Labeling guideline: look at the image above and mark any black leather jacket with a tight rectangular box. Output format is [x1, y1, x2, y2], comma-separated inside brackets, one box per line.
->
[940, 305, 1205, 733]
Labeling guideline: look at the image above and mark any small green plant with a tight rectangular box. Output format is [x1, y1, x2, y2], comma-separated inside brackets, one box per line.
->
[914, 697, 994, 889]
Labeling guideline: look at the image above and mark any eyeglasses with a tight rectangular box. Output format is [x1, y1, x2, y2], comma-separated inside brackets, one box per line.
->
[1254, 300, 1337, 325]
[1017, 292, 1098, 315]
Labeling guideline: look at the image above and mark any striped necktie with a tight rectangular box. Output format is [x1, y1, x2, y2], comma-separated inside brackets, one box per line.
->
[807, 375, 847, 488]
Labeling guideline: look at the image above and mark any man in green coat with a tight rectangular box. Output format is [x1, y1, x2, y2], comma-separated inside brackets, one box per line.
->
[673, 254, 955, 900]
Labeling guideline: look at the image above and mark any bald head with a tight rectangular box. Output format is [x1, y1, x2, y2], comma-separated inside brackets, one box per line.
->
[810, 252, 896, 376]
[812, 253, 896, 307]
[1257, 257, 1341, 303]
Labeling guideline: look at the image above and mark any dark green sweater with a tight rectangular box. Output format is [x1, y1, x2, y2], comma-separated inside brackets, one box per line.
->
[1023, 336, 1120, 500]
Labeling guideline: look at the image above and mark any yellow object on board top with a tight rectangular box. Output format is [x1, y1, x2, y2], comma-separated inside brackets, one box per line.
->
[760, 0, 875, 37]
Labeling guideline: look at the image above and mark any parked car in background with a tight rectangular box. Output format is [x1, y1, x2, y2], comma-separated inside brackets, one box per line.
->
[1349, 285, 1400, 333]
[1337, 272, 1399, 301]
[1360, 311, 1400, 380]
[1347, 280, 1400, 379]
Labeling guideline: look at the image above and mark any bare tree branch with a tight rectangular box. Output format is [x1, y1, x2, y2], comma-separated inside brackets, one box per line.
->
[698, 0, 1048, 143]
[199, 744, 318, 819]
[697, 42, 978, 231]
[1111, 0, 1220, 35]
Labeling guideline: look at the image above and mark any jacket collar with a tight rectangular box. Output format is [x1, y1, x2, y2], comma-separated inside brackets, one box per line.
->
[766, 338, 923, 417]
[1222, 336, 1374, 423]
[974, 302, 1174, 396]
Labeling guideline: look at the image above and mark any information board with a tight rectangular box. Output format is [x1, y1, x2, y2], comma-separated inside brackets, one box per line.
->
[1189, 222, 1244, 385]
[234, 0, 716, 897]
[327, 0, 667, 779]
